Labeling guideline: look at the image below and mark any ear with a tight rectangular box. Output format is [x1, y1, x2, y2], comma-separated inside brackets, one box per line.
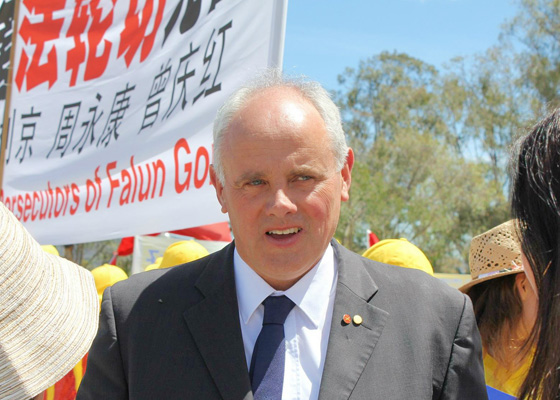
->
[340, 148, 354, 202]
[515, 272, 530, 301]
[210, 165, 228, 214]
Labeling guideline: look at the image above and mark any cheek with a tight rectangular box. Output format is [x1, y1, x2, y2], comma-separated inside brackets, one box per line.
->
[522, 252, 538, 298]
[525, 291, 539, 330]
[227, 194, 261, 226]
[307, 186, 340, 221]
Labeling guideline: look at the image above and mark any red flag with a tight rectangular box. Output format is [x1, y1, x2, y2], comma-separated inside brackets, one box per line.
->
[368, 230, 380, 247]
[116, 222, 232, 257]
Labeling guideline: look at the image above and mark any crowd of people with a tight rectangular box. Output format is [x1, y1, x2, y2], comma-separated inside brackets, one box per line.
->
[2, 70, 560, 399]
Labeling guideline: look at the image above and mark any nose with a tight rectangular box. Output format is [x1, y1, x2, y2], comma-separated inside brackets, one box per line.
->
[266, 187, 297, 217]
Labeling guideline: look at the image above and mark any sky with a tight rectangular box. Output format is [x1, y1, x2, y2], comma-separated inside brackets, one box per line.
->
[283, 0, 519, 91]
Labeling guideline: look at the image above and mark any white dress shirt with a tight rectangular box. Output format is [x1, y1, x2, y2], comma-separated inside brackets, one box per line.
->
[233, 244, 338, 400]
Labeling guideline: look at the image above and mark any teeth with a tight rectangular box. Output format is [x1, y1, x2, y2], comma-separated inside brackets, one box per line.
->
[267, 228, 301, 235]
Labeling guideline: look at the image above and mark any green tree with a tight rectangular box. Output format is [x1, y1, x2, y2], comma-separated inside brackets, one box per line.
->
[62, 240, 131, 275]
[335, 52, 512, 272]
[506, 0, 560, 109]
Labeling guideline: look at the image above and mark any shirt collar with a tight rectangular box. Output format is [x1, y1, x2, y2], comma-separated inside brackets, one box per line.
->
[234, 244, 337, 329]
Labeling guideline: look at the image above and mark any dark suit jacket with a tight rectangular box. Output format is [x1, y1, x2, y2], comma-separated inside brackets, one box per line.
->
[77, 241, 487, 399]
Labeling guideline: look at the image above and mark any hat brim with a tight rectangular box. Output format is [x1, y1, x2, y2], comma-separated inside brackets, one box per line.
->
[458, 269, 523, 294]
[0, 204, 99, 399]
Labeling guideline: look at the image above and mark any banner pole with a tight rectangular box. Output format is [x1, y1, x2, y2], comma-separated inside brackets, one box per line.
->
[0, 0, 21, 192]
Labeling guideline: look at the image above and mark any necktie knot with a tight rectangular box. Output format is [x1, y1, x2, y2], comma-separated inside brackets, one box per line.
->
[262, 295, 295, 325]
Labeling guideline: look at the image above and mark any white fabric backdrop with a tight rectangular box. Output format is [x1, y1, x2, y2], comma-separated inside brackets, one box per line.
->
[2, 0, 288, 244]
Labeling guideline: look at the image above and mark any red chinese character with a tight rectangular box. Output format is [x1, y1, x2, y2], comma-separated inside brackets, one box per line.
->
[84, 0, 115, 81]
[66, 0, 88, 86]
[118, 0, 165, 66]
[66, 0, 116, 86]
[15, 0, 66, 91]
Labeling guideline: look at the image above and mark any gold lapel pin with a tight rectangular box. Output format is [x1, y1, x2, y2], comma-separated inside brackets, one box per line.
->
[353, 315, 363, 325]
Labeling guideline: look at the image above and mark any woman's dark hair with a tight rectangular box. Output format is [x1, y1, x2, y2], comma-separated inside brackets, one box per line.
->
[511, 108, 560, 400]
[468, 275, 526, 367]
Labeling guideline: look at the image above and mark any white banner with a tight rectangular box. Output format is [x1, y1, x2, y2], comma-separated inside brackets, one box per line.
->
[2, 0, 288, 245]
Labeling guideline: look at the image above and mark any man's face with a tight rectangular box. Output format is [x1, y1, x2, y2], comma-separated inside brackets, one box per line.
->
[211, 86, 353, 290]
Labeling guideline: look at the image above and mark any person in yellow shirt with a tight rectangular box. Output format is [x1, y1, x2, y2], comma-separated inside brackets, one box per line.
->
[460, 220, 538, 397]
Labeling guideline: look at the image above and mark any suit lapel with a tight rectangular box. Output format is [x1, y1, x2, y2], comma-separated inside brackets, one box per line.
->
[318, 242, 389, 400]
[183, 243, 253, 400]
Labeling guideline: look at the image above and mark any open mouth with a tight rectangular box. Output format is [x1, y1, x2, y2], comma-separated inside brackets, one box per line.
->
[266, 228, 302, 239]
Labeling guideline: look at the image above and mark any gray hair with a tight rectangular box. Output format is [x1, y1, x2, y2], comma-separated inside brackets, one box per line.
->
[212, 68, 348, 185]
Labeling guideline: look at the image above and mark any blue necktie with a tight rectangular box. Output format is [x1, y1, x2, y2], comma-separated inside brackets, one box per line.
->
[249, 295, 295, 400]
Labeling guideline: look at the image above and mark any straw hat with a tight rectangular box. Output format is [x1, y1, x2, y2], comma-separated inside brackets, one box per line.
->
[91, 264, 128, 306]
[158, 240, 209, 269]
[0, 203, 99, 400]
[459, 220, 523, 293]
[362, 238, 434, 276]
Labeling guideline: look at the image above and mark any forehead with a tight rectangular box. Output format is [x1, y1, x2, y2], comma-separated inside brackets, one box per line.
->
[225, 86, 327, 143]
[221, 87, 334, 173]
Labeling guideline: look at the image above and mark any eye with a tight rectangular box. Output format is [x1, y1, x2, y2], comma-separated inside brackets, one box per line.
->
[297, 175, 312, 181]
[249, 179, 264, 186]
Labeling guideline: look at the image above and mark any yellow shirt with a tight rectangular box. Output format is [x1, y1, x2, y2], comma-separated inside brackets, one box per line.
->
[484, 352, 532, 397]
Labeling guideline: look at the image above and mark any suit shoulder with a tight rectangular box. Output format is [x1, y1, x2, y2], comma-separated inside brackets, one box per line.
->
[374, 259, 462, 300]
[372, 259, 460, 296]
[350, 252, 470, 334]
[111, 257, 203, 293]
[337, 245, 466, 308]
[107, 244, 232, 311]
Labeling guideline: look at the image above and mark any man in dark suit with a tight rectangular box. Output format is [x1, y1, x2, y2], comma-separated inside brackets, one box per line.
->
[78, 70, 487, 399]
